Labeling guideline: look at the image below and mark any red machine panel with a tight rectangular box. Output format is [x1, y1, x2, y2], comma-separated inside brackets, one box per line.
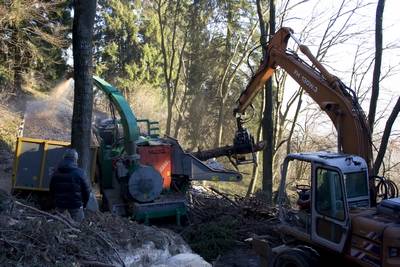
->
[138, 145, 172, 189]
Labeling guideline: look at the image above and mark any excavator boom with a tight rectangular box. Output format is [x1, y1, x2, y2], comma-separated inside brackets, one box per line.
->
[243, 27, 400, 267]
[235, 27, 372, 170]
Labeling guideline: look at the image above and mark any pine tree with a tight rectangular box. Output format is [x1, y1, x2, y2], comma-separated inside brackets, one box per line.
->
[0, 0, 69, 93]
[94, 0, 162, 95]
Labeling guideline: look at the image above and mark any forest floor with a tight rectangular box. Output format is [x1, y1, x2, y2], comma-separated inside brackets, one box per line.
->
[0, 89, 273, 266]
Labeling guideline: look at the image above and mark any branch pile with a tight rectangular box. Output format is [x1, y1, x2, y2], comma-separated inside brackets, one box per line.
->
[181, 186, 281, 261]
[0, 190, 206, 267]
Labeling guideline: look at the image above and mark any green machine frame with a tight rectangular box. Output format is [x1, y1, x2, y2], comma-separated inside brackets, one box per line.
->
[92, 76, 142, 189]
[92, 76, 186, 224]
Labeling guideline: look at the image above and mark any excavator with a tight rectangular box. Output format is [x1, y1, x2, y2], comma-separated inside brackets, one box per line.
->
[233, 27, 400, 267]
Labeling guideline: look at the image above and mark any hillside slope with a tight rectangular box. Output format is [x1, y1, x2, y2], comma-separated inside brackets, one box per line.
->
[0, 104, 21, 192]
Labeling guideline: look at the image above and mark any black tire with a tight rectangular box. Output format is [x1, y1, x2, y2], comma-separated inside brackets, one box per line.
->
[273, 248, 317, 267]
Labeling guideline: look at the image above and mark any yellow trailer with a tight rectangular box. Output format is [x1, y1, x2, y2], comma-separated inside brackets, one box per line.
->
[12, 137, 97, 192]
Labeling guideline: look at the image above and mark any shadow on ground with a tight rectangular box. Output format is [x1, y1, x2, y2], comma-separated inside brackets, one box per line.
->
[0, 140, 13, 193]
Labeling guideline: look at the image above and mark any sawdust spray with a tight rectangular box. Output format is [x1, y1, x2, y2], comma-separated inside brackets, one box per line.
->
[22, 78, 74, 141]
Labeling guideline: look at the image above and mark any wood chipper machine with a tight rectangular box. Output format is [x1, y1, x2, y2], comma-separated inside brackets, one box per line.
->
[12, 76, 259, 224]
[90, 77, 247, 223]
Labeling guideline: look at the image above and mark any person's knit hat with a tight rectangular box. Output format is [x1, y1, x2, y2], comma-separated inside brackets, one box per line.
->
[63, 148, 78, 161]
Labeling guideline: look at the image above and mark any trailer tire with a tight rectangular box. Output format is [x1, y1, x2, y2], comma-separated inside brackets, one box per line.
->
[273, 248, 316, 267]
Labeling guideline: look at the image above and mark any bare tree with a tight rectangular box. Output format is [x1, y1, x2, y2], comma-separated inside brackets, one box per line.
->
[368, 0, 385, 133]
[349, 0, 400, 177]
[367, 0, 400, 176]
[214, 22, 259, 147]
[373, 97, 400, 175]
[338, 0, 400, 177]
[381, 138, 400, 179]
[155, 0, 187, 136]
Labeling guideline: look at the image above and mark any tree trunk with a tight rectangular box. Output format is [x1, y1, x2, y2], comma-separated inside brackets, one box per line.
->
[173, 115, 182, 139]
[166, 97, 173, 136]
[373, 97, 400, 175]
[247, 90, 265, 196]
[286, 91, 303, 155]
[261, 0, 275, 204]
[13, 63, 23, 93]
[156, 0, 186, 137]
[214, 2, 233, 147]
[263, 82, 274, 203]
[12, 31, 23, 93]
[368, 0, 385, 133]
[215, 99, 225, 147]
[71, 0, 97, 180]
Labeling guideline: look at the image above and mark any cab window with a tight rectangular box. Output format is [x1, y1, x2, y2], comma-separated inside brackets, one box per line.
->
[315, 168, 345, 221]
[344, 171, 368, 199]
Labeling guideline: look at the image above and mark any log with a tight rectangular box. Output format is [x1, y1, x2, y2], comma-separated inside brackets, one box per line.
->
[192, 141, 266, 161]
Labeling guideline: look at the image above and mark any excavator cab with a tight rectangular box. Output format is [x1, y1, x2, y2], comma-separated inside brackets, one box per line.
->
[277, 151, 369, 253]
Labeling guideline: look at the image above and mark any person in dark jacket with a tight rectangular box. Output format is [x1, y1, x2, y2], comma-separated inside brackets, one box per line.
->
[49, 149, 90, 222]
